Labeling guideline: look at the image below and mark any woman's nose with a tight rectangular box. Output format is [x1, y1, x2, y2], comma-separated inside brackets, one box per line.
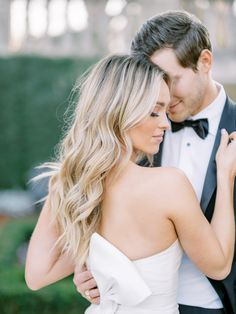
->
[160, 113, 170, 130]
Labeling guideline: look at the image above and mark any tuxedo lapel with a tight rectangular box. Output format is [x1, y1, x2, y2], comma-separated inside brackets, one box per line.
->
[200, 128, 219, 212]
[200, 97, 236, 212]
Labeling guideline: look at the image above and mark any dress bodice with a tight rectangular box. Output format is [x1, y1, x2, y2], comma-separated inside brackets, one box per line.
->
[85, 233, 183, 314]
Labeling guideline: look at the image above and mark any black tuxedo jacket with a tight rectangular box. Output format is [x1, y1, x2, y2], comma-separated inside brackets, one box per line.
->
[148, 97, 236, 313]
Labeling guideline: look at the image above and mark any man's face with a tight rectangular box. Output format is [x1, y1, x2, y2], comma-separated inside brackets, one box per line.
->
[151, 48, 208, 122]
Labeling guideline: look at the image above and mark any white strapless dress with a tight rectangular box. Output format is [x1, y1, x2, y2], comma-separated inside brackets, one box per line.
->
[85, 233, 183, 314]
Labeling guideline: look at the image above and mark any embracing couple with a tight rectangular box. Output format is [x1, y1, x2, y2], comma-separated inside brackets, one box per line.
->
[25, 10, 236, 314]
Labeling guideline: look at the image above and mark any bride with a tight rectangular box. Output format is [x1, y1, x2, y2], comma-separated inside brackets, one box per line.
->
[25, 55, 236, 313]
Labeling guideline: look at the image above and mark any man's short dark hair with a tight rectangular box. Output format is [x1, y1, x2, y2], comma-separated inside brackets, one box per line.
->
[131, 10, 212, 71]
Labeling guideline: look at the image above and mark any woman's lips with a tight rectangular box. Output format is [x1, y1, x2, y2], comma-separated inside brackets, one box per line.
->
[152, 135, 164, 142]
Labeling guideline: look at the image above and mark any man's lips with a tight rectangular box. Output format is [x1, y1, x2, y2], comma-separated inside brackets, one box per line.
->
[169, 100, 182, 113]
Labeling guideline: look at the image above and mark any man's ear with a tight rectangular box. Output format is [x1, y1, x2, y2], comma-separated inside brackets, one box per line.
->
[197, 49, 212, 73]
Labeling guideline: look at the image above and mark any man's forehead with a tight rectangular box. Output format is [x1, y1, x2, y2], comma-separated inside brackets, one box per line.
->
[150, 48, 183, 74]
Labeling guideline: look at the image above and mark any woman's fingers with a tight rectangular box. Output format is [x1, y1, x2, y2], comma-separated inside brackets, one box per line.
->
[76, 277, 97, 294]
[219, 129, 229, 150]
[88, 288, 100, 304]
[229, 131, 236, 142]
[73, 267, 100, 304]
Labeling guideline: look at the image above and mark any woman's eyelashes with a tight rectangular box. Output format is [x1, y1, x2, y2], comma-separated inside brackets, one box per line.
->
[150, 112, 160, 117]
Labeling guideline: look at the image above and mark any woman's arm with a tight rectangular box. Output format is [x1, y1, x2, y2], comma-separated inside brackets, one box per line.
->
[168, 130, 236, 280]
[25, 198, 74, 290]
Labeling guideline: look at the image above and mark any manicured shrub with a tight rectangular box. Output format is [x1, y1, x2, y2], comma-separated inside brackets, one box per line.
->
[0, 56, 97, 189]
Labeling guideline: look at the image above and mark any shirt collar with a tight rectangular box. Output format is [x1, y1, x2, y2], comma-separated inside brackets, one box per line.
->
[190, 82, 226, 136]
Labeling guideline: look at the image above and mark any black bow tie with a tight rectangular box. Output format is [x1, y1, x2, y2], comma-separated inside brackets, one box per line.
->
[170, 118, 209, 139]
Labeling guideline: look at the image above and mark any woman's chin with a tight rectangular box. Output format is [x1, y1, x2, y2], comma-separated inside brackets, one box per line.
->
[151, 144, 160, 155]
[144, 146, 160, 155]
[133, 144, 160, 158]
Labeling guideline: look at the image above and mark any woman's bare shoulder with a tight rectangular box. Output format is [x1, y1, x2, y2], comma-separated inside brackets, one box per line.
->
[140, 166, 189, 189]
[135, 166, 195, 210]
[117, 165, 193, 212]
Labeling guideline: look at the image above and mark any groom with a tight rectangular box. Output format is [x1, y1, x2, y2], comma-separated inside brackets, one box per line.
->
[73, 11, 236, 314]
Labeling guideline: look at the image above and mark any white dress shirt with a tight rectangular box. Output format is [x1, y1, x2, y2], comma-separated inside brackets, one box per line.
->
[161, 82, 226, 308]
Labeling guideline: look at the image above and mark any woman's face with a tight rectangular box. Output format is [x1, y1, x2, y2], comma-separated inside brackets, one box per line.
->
[129, 80, 170, 156]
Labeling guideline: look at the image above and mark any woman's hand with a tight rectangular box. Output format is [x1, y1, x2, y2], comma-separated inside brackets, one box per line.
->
[216, 129, 236, 180]
[73, 265, 100, 304]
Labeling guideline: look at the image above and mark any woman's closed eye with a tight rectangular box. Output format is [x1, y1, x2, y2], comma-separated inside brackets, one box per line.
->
[150, 112, 160, 117]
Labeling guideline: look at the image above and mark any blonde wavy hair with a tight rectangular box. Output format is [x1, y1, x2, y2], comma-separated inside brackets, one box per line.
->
[45, 55, 165, 268]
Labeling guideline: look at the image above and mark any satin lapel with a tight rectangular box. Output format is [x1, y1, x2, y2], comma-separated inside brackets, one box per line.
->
[200, 98, 236, 212]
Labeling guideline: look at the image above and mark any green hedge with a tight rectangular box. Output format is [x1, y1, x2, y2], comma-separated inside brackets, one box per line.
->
[0, 217, 89, 313]
[0, 56, 97, 189]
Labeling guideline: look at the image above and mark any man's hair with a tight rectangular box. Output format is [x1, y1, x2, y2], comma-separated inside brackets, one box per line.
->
[131, 10, 212, 71]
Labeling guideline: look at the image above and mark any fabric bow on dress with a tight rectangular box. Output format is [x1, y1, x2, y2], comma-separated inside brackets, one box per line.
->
[85, 233, 152, 314]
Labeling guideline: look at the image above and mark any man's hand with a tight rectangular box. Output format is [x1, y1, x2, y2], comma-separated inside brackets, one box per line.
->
[73, 266, 100, 304]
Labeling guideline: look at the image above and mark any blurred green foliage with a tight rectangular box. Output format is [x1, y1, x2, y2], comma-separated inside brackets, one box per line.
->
[0, 56, 97, 189]
[0, 217, 89, 313]
[0, 56, 235, 189]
